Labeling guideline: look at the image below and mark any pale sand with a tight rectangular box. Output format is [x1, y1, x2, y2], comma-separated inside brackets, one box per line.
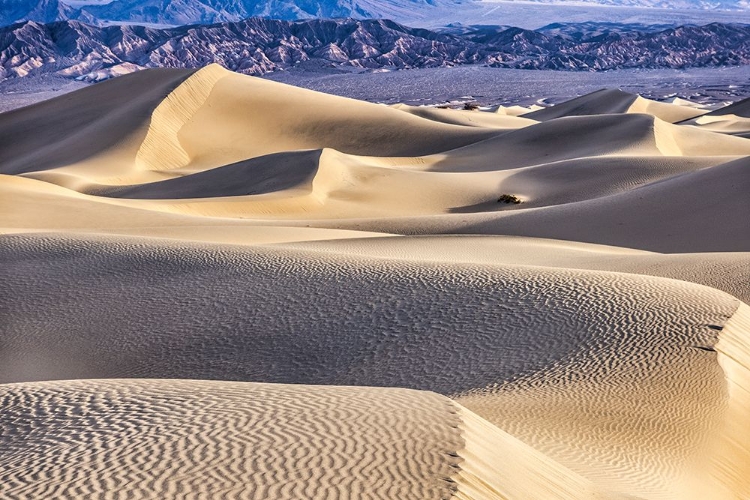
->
[686, 113, 750, 135]
[0, 377, 619, 499]
[525, 89, 707, 123]
[390, 103, 538, 129]
[493, 104, 545, 116]
[681, 96, 750, 135]
[1, 233, 746, 499]
[1, 64, 749, 499]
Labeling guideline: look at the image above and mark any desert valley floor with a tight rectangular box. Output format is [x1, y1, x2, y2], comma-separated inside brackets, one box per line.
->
[1, 64, 749, 499]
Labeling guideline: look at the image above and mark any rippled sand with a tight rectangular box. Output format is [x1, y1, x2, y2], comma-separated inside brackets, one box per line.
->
[1, 64, 748, 499]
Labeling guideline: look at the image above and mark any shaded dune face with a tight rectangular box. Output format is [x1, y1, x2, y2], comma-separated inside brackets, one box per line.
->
[88, 150, 325, 199]
[0, 234, 734, 390]
[1, 64, 750, 499]
[0, 68, 196, 175]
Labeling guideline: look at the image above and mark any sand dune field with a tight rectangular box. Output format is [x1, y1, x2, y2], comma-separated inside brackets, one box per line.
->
[1, 64, 748, 499]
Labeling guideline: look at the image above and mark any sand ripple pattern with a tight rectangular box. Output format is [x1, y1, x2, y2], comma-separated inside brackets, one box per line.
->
[0, 234, 734, 389]
[0, 379, 463, 500]
[0, 233, 740, 498]
[2, 68, 750, 499]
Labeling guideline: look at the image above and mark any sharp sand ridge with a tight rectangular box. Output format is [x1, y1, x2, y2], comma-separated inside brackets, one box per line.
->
[1, 63, 749, 499]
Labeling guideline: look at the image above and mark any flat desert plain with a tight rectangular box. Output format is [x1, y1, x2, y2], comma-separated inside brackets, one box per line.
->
[1, 64, 749, 499]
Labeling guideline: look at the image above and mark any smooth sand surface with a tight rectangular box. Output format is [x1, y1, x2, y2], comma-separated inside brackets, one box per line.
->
[525, 89, 707, 123]
[1, 64, 748, 499]
[390, 103, 538, 128]
[681, 96, 750, 135]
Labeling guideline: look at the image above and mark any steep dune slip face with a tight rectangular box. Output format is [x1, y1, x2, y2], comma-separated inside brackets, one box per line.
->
[0, 68, 196, 177]
[134, 64, 501, 175]
[2, 65, 750, 499]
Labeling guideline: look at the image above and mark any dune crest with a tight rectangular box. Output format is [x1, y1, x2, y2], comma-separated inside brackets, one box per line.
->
[453, 405, 615, 500]
[709, 302, 750, 499]
[136, 64, 229, 172]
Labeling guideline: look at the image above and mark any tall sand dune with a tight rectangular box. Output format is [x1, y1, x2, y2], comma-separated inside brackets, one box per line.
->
[134, 64, 499, 174]
[0, 69, 195, 176]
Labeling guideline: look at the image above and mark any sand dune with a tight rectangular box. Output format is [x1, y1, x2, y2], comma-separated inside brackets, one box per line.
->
[458, 155, 750, 252]
[494, 104, 545, 116]
[668, 97, 709, 109]
[298, 154, 749, 252]
[0, 379, 466, 499]
[390, 103, 537, 129]
[680, 96, 750, 135]
[0, 69, 195, 177]
[1, 378, 617, 500]
[688, 113, 750, 135]
[1, 66, 749, 499]
[525, 89, 706, 123]
[701, 95, 750, 118]
[431, 112, 750, 172]
[92, 150, 323, 199]
[135, 65, 499, 175]
[1, 232, 745, 498]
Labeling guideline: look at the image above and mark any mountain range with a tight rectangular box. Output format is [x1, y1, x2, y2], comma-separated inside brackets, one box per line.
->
[2, 18, 750, 81]
[1, 0, 749, 30]
[0, 0, 462, 27]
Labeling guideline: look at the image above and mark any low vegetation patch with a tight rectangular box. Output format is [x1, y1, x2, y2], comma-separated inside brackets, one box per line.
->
[498, 194, 522, 204]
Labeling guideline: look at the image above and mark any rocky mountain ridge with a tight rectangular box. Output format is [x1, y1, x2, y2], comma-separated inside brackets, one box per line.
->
[1, 18, 749, 81]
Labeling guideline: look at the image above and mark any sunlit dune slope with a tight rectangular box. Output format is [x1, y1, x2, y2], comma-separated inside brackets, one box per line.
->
[525, 88, 706, 123]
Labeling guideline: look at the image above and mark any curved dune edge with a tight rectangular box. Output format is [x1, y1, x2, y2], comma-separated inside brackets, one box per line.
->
[627, 96, 707, 124]
[0, 375, 625, 500]
[452, 404, 617, 500]
[451, 297, 750, 500]
[709, 301, 750, 499]
[136, 64, 227, 172]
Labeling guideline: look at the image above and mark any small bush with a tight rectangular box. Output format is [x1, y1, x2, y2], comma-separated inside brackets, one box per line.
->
[463, 102, 480, 111]
[498, 194, 522, 204]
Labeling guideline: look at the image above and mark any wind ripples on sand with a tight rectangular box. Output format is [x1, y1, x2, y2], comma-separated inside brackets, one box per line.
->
[1, 64, 749, 499]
